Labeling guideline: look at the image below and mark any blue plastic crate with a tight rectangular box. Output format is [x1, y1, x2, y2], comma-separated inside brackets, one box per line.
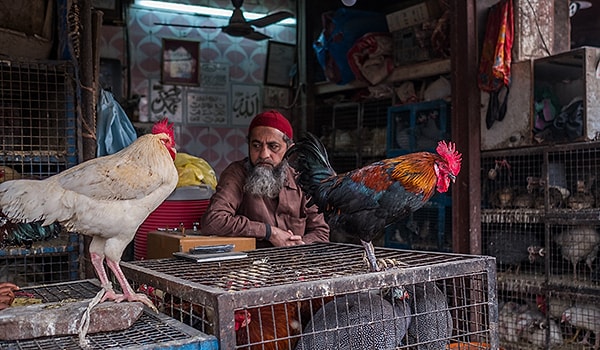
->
[386, 99, 449, 156]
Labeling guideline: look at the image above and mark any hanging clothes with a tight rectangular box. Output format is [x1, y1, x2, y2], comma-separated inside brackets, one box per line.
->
[478, 0, 514, 129]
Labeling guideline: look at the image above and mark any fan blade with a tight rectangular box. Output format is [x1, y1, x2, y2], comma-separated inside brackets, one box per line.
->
[154, 22, 222, 29]
[248, 11, 293, 28]
[244, 31, 271, 41]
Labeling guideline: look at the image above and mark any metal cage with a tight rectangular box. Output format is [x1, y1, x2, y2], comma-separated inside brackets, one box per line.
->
[122, 242, 498, 349]
[0, 279, 217, 349]
[482, 142, 600, 349]
[0, 59, 80, 286]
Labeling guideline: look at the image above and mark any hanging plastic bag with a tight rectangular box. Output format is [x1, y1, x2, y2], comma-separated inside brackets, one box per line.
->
[478, 0, 514, 129]
[97, 89, 137, 156]
[174, 152, 218, 190]
[313, 8, 388, 85]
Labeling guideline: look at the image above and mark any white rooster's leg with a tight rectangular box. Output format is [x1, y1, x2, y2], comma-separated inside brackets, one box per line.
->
[105, 258, 158, 312]
[361, 240, 380, 272]
[90, 252, 122, 302]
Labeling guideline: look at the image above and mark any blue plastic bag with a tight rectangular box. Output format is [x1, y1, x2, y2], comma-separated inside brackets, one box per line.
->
[97, 89, 137, 157]
[313, 8, 388, 85]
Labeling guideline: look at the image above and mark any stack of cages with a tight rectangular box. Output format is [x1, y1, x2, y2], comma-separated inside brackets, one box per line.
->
[324, 99, 390, 246]
[0, 59, 79, 286]
[482, 143, 600, 349]
[385, 99, 452, 252]
[318, 99, 389, 174]
[0, 279, 218, 348]
[481, 147, 548, 350]
[122, 243, 498, 350]
[546, 143, 600, 350]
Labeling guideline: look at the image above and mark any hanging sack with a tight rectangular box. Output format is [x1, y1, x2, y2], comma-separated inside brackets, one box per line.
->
[97, 89, 137, 157]
[478, 0, 514, 129]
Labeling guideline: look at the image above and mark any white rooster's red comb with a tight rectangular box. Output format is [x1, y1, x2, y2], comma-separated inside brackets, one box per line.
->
[151, 118, 175, 141]
[436, 141, 462, 176]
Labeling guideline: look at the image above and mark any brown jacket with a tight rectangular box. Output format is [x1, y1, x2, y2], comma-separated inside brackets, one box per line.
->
[200, 159, 330, 248]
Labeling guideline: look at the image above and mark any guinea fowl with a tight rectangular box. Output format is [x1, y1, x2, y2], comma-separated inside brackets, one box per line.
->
[294, 287, 411, 350]
[486, 230, 543, 273]
[406, 281, 453, 349]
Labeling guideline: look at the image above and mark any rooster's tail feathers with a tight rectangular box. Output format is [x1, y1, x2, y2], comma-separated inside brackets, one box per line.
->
[286, 132, 335, 178]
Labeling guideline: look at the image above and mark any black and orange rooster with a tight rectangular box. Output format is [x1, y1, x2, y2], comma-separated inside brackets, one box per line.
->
[286, 132, 462, 272]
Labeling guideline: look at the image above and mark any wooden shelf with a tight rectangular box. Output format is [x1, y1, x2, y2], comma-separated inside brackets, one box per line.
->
[314, 58, 451, 95]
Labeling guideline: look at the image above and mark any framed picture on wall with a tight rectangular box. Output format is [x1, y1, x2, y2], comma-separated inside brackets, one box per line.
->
[161, 38, 200, 86]
[263, 85, 290, 108]
[186, 90, 228, 125]
[93, 0, 124, 25]
[264, 41, 296, 87]
[200, 62, 229, 91]
[231, 84, 261, 126]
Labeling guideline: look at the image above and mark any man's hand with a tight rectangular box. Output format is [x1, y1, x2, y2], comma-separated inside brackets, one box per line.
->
[0, 282, 19, 311]
[269, 226, 305, 247]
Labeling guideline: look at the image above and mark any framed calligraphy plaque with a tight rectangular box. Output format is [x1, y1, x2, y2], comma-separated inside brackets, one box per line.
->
[231, 84, 261, 126]
[200, 62, 229, 91]
[186, 90, 228, 125]
[161, 38, 200, 86]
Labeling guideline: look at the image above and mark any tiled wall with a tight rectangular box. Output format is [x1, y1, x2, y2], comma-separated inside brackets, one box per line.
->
[99, 1, 296, 175]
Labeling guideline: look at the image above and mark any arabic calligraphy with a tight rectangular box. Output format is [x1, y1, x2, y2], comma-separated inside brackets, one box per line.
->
[187, 91, 227, 125]
[150, 83, 183, 122]
[231, 84, 261, 126]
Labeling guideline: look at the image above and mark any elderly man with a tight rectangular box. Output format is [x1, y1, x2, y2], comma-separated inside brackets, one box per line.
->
[201, 110, 329, 248]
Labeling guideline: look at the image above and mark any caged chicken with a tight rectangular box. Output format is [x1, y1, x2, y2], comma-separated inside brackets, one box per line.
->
[294, 287, 411, 350]
[562, 304, 600, 350]
[553, 225, 600, 280]
[0, 118, 178, 310]
[286, 132, 461, 272]
[234, 296, 335, 350]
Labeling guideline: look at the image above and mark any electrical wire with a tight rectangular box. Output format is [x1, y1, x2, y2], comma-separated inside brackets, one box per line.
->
[525, 0, 552, 56]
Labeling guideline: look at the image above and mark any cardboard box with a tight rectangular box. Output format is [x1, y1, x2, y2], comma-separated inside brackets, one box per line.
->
[386, 0, 441, 32]
[146, 231, 256, 259]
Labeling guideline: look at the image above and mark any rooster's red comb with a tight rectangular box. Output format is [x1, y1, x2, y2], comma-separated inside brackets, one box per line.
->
[151, 118, 175, 140]
[436, 141, 462, 176]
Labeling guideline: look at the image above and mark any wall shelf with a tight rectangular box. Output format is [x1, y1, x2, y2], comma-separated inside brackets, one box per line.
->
[314, 58, 451, 95]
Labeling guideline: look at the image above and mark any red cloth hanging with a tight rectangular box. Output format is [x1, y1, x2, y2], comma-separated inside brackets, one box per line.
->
[478, 0, 514, 129]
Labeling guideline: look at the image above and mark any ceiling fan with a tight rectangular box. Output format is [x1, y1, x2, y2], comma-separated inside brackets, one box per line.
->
[156, 0, 294, 41]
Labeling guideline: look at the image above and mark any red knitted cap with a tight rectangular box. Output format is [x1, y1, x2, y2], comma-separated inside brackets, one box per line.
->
[248, 110, 293, 140]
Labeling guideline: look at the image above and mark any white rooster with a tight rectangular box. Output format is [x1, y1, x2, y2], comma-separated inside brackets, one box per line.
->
[0, 118, 178, 310]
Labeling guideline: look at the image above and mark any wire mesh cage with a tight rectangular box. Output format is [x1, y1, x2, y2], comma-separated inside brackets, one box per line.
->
[0, 231, 79, 286]
[385, 197, 452, 252]
[315, 99, 390, 174]
[0, 59, 78, 170]
[121, 242, 498, 350]
[0, 279, 218, 349]
[386, 99, 449, 157]
[0, 59, 80, 286]
[483, 142, 600, 349]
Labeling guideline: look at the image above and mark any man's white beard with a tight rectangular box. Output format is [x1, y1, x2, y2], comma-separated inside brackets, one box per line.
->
[244, 160, 287, 198]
